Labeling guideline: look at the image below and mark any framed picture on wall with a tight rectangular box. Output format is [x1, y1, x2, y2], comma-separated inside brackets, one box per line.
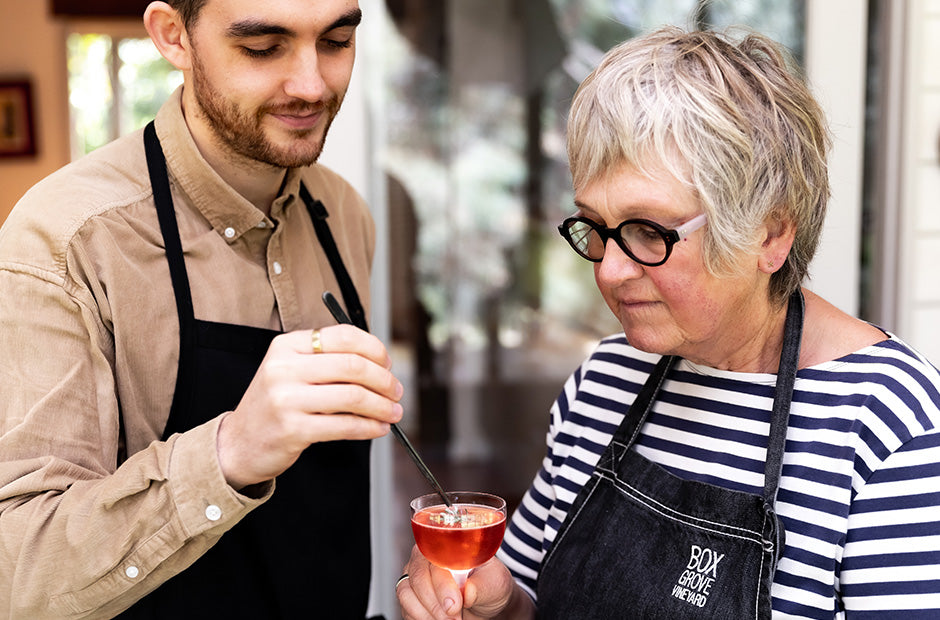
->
[0, 80, 37, 158]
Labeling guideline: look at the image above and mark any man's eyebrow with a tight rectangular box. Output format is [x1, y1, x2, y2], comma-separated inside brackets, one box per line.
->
[227, 21, 293, 38]
[329, 8, 363, 31]
[226, 9, 362, 39]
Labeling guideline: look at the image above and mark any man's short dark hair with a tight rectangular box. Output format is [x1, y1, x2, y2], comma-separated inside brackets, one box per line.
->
[167, 0, 209, 30]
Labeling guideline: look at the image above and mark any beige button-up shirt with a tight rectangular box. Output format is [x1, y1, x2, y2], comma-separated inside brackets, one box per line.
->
[0, 89, 375, 618]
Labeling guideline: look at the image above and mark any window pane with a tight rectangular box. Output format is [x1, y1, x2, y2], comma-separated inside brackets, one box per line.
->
[67, 33, 181, 159]
[117, 38, 182, 136]
[67, 33, 114, 158]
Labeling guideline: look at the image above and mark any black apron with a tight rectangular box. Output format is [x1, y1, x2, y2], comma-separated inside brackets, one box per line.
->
[118, 122, 372, 619]
[536, 291, 804, 619]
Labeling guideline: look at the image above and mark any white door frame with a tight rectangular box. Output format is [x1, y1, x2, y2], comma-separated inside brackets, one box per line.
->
[803, 0, 870, 317]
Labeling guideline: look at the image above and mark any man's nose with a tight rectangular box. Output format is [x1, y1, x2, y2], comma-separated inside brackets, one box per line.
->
[284, 48, 327, 101]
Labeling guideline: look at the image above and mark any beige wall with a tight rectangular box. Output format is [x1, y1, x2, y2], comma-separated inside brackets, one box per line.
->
[0, 1, 71, 223]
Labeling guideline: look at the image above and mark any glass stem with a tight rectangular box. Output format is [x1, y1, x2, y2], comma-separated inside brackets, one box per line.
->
[450, 568, 471, 591]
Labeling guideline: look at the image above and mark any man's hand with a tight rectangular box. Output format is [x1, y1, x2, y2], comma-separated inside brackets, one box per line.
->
[217, 324, 403, 489]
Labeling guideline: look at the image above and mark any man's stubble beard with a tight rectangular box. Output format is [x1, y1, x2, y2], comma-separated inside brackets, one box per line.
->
[190, 54, 342, 169]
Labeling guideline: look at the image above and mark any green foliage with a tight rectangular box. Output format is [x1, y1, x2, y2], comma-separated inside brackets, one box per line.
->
[67, 33, 182, 158]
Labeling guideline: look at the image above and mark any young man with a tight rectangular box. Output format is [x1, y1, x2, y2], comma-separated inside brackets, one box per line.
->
[0, 1, 401, 617]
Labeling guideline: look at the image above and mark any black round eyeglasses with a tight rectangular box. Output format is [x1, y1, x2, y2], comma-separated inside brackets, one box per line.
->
[558, 213, 707, 266]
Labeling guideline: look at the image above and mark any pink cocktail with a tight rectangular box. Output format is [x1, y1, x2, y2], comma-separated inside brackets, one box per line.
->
[411, 491, 507, 588]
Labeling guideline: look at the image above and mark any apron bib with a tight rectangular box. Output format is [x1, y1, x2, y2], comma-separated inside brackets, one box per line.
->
[536, 291, 804, 619]
[117, 123, 372, 619]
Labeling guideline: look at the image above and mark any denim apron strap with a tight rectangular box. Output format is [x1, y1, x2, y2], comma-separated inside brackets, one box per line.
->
[763, 289, 804, 504]
[593, 354, 677, 473]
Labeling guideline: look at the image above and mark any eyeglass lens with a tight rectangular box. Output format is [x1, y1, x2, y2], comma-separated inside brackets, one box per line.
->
[564, 219, 669, 264]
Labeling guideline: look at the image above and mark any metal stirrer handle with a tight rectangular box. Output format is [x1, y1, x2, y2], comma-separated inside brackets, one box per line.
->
[321, 291, 455, 512]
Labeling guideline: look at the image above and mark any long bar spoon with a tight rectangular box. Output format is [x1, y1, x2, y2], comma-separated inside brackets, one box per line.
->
[321, 291, 457, 514]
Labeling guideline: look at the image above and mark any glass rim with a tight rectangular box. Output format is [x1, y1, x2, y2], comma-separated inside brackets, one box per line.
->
[410, 490, 506, 513]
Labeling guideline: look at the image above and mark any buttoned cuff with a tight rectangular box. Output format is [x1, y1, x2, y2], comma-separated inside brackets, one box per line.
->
[167, 416, 274, 539]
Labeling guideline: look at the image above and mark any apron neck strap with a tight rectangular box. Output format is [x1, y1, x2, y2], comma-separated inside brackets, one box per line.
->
[301, 183, 369, 332]
[762, 288, 804, 503]
[613, 354, 678, 449]
[144, 121, 195, 325]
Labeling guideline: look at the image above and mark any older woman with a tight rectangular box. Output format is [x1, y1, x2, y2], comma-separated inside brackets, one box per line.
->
[397, 26, 940, 619]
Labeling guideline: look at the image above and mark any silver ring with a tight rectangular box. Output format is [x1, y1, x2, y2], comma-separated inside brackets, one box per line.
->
[395, 573, 410, 589]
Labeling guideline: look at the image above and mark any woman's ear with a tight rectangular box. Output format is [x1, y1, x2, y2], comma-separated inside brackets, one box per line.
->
[759, 213, 796, 274]
[144, 1, 192, 71]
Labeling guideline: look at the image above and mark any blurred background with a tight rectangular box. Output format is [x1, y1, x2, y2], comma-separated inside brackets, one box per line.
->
[1, 1, 938, 617]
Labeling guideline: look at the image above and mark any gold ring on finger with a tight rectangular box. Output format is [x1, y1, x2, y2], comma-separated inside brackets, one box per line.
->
[311, 329, 323, 354]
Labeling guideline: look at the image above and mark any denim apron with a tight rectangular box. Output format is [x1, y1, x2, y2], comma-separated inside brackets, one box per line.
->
[117, 122, 372, 619]
[536, 290, 803, 619]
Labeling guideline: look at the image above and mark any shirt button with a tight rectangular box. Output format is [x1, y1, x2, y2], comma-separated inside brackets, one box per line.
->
[224, 227, 236, 238]
[125, 566, 140, 579]
[257, 221, 267, 229]
[272, 261, 283, 275]
[205, 505, 222, 521]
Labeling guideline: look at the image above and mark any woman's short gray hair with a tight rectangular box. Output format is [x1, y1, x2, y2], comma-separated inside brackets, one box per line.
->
[567, 26, 831, 305]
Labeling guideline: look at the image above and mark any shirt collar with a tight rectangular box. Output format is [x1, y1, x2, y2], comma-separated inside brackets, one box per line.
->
[272, 168, 304, 221]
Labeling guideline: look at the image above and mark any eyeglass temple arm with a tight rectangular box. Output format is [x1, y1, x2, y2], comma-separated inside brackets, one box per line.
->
[675, 213, 708, 240]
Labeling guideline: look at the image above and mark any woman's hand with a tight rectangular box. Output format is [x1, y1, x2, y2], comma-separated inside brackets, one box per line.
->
[397, 545, 534, 620]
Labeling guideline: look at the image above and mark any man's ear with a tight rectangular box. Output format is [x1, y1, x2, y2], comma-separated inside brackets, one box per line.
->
[144, 1, 192, 71]
[759, 213, 796, 274]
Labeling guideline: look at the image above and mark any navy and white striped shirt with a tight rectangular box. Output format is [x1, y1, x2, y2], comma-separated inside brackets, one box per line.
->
[498, 333, 940, 618]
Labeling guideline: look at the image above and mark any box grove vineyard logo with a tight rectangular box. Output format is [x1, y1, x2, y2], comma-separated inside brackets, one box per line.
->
[671, 545, 724, 608]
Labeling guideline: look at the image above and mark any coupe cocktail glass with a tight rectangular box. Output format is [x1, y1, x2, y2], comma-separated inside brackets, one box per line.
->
[410, 491, 507, 590]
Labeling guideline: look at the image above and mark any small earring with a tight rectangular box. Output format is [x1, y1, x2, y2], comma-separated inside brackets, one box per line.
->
[768, 260, 775, 269]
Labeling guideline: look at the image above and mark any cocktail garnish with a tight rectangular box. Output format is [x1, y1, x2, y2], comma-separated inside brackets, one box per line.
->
[440, 508, 462, 525]
[431, 506, 493, 527]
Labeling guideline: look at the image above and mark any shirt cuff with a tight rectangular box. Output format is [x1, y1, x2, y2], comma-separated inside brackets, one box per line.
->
[167, 416, 274, 539]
